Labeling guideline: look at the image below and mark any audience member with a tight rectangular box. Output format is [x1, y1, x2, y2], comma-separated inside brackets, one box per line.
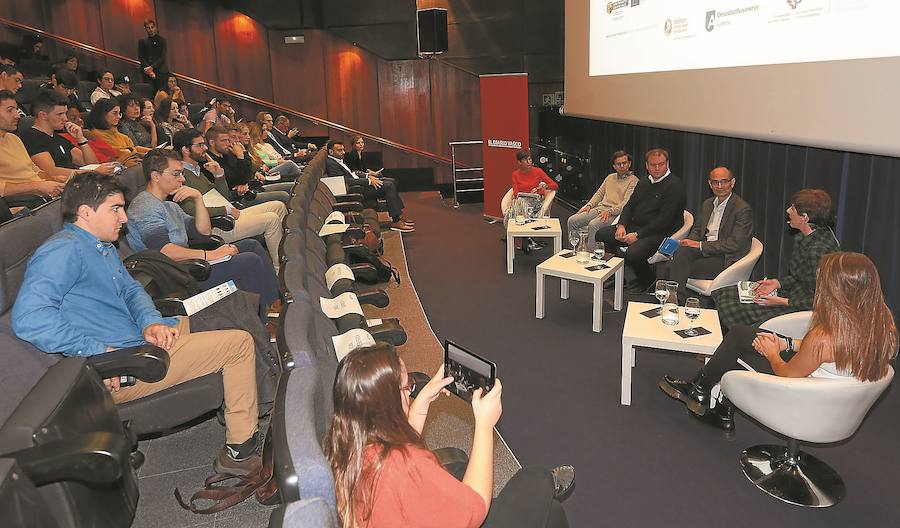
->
[138, 19, 169, 92]
[273, 114, 314, 158]
[51, 68, 85, 112]
[324, 343, 573, 528]
[115, 75, 132, 96]
[0, 90, 66, 198]
[19, 35, 46, 61]
[712, 188, 839, 329]
[200, 98, 233, 133]
[344, 135, 371, 172]
[661, 167, 753, 299]
[257, 112, 306, 162]
[153, 73, 187, 108]
[326, 139, 413, 232]
[660, 252, 896, 432]
[84, 97, 146, 166]
[0, 64, 23, 94]
[155, 97, 191, 145]
[566, 150, 638, 251]
[126, 150, 279, 320]
[0, 45, 16, 66]
[62, 54, 79, 75]
[12, 172, 263, 475]
[90, 70, 122, 106]
[244, 122, 301, 180]
[595, 148, 687, 293]
[206, 126, 290, 206]
[19, 90, 115, 179]
[117, 94, 158, 148]
[174, 129, 287, 267]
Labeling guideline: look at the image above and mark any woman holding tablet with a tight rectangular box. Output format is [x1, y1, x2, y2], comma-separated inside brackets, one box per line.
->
[661, 252, 897, 432]
[324, 343, 574, 528]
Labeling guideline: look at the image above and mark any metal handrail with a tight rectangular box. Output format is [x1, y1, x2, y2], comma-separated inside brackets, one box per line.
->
[0, 16, 455, 166]
[449, 140, 483, 207]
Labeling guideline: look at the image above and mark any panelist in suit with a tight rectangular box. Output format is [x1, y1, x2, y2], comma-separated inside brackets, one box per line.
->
[663, 166, 753, 298]
[595, 148, 687, 293]
[325, 139, 414, 233]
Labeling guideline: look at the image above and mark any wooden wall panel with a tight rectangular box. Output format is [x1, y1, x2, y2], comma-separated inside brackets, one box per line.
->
[430, 60, 481, 183]
[323, 34, 381, 144]
[154, 0, 218, 104]
[377, 59, 433, 168]
[97, 0, 155, 59]
[213, 8, 273, 115]
[268, 29, 329, 136]
[45, 0, 104, 48]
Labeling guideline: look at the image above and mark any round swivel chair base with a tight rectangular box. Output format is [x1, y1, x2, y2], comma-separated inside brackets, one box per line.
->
[740, 444, 845, 507]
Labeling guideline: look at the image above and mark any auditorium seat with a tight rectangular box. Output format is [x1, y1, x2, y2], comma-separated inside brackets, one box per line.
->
[687, 237, 763, 296]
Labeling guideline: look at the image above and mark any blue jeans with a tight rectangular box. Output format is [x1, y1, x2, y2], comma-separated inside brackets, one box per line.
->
[201, 238, 278, 321]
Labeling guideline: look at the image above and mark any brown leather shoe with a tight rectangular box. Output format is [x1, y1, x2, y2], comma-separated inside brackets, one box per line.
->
[213, 447, 261, 477]
[390, 221, 415, 233]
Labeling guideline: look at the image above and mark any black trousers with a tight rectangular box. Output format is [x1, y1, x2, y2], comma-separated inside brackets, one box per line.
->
[662, 247, 727, 299]
[595, 225, 663, 286]
[357, 177, 404, 221]
[482, 467, 568, 528]
[701, 324, 795, 385]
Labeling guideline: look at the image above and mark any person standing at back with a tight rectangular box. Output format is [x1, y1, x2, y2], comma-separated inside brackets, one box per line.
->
[595, 148, 686, 293]
[138, 19, 169, 93]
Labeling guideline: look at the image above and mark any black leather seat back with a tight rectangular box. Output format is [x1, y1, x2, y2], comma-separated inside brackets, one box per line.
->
[0, 458, 62, 528]
[118, 163, 146, 203]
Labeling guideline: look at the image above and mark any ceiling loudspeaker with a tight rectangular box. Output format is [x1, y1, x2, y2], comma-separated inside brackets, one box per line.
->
[417, 8, 448, 56]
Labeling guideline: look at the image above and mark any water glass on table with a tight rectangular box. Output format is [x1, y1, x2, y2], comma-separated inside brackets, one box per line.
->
[684, 297, 701, 336]
[654, 279, 669, 314]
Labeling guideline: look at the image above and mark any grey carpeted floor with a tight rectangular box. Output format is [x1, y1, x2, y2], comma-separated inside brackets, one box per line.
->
[364, 229, 521, 495]
[398, 191, 900, 528]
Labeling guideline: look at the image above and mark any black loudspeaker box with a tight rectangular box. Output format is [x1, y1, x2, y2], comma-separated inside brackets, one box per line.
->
[417, 8, 448, 55]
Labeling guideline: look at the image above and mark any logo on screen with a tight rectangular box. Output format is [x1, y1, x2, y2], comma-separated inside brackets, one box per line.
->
[664, 19, 672, 36]
[630, 0, 640, 5]
[607, 2, 614, 13]
[787, 0, 802, 8]
[705, 11, 716, 31]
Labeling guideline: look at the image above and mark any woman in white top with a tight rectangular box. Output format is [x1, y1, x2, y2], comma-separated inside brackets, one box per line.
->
[660, 251, 897, 432]
[89, 70, 122, 106]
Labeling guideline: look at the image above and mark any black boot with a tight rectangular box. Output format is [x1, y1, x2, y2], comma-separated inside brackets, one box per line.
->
[689, 397, 735, 432]
[659, 371, 713, 415]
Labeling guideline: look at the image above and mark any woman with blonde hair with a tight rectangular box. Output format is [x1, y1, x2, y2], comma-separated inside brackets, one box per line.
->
[661, 251, 897, 432]
[324, 343, 573, 528]
[244, 121, 301, 180]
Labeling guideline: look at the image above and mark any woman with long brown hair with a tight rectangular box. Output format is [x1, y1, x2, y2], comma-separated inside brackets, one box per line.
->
[324, 343, 574, 528]
[660, 252, 897, 432]
[244, 122, 301, 180]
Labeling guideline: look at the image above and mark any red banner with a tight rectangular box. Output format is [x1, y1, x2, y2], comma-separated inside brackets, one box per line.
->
[480, 73, 529, 218]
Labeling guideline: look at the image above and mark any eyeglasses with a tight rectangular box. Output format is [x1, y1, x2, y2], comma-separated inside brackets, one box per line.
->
[161, 169, 183, 177]
[191, 142, 208, 149]
[708, 178, 733, 187]
[400, 381, 417, 394]
[613, 161, 631, 167]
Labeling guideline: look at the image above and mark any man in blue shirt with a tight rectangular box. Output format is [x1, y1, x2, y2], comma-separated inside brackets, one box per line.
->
[12, 173, 263, 475]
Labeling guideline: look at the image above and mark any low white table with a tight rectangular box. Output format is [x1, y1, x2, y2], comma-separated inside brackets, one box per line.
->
[620, 301, 723, 405]
[506, 218, 562, 274]
[536, 252, 624, 332]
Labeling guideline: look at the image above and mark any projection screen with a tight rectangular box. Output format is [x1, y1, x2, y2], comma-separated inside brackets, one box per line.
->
[564, 0, 900, 157]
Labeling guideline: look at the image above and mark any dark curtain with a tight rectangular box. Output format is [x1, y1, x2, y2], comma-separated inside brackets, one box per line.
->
[538, 113, 900, 315]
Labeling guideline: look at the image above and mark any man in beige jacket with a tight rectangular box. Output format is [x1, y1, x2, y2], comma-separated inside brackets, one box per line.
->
[566, 150, 638, 251]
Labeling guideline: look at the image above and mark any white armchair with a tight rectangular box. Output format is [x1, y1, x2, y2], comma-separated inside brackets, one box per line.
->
[687, 238, 763, 296]
[721, 364, 893, 507]
[646, 210, 693, 264]
[501, 188, 557, 219]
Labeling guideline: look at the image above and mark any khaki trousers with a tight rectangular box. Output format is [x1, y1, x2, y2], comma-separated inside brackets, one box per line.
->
[213, 201, 287, 267]
[111, 317, 258, 444]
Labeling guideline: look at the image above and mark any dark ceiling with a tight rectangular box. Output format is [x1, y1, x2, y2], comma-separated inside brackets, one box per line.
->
[224, 0, 564, 84]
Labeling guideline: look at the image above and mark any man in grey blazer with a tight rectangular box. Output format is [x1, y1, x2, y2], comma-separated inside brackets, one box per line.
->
[665, 166, 753, 298]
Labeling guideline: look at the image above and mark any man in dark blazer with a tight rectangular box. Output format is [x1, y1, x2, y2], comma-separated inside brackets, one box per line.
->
[596, 148, 687, 292]
[665, 166, 753, 298]
[325, 139, 414, 232]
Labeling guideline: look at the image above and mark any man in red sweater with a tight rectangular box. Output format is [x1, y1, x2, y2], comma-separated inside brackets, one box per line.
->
[508, 149, 558, 252]
[511, 149, 558, 196]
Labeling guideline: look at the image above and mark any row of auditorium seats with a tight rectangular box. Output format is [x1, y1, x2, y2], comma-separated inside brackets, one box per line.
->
[15, 75, 156, 115]
[0, 149, 409, 527]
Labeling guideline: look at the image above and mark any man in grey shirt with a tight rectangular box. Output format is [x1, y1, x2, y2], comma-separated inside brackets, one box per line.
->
[566, 150, 638, 251]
